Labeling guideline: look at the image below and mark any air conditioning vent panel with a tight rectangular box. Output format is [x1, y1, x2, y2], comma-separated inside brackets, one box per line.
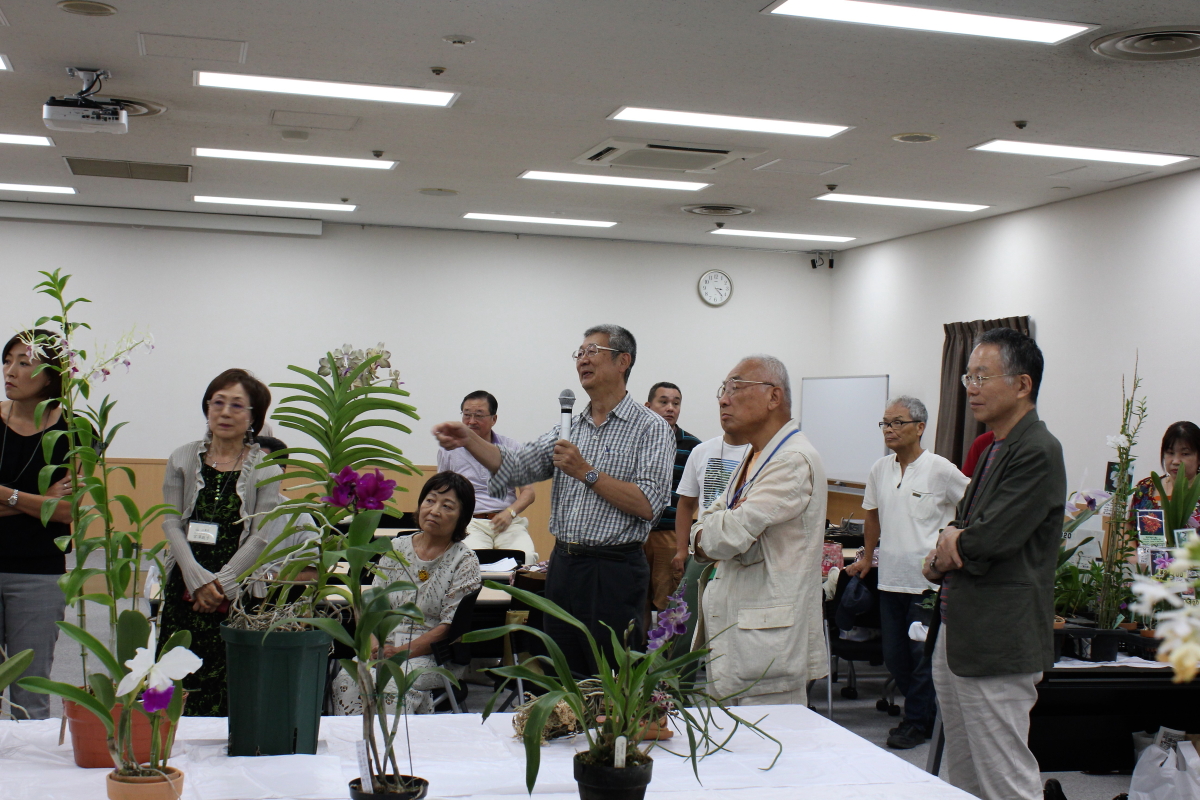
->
[574, 137, 765, 172]
[65, 157, 191, 182]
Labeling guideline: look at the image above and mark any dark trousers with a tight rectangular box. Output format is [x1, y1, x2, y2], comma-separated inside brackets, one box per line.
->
[879, 589, 937, 732]
[544, 547, 650, 677]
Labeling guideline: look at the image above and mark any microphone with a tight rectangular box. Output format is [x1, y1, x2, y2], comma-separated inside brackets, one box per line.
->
[558, 389, 576, 442]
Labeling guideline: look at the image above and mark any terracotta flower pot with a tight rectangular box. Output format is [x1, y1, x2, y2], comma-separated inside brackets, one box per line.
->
[1118, 622, 1139, 631]
[1141, 629, 1159, 638]
[106, 766, 184, 800]
[64, 698, 177, 769]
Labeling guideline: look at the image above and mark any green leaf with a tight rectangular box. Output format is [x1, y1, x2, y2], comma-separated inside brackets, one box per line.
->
[0, 649, 35, 693]
[18, 677, 114, 734]
[89, 672, 116, 710]
[116, 609, 151, 668]
[267, 616, 355, 649]
[56, 621, 122, 677]
[521, 690, 568, 791]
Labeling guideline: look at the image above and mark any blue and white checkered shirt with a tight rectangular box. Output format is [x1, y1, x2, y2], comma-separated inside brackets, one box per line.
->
[488, 393, 674, 547]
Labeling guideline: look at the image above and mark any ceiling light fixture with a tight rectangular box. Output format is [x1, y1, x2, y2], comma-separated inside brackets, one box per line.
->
[766, 0, 1091, 44]
[0, 134, 54, 146]
[972, 139, 1191, 166]
[194, 196, 356, 212]
[195, 71, 457, 107]
[815, 192, 988, 212]
[520, 170, 709, 191]
[0, 55, 12, 71]
[610, 107, 848, 138]
[193, 147, 396, 169]
[464, 213, 617, 228]
[0, 183, 76, 194]
[710, 228, 854, 242]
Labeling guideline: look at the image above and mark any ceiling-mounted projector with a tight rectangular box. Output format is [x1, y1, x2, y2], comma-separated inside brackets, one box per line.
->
[43, 68, 129, 134]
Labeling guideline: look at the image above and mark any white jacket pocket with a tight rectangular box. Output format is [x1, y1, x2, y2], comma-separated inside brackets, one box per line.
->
[738, 604, 794, 630]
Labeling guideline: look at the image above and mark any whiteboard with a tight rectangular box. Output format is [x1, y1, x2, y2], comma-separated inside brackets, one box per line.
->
[799, 375, 890, 484]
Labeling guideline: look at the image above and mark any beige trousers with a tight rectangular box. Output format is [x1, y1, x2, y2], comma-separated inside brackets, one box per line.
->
[462, 516, 538, 564]
[932, 629, 1043, 800]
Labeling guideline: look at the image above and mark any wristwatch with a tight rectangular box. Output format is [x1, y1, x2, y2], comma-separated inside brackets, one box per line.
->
[583, 469, 600, 487]
[6, 489, 18, 507]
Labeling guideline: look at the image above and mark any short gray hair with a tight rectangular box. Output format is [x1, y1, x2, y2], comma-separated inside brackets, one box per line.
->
[740, 354, 792, 408]
[583, 324, 637, 383]
[887, 395, 928, 424]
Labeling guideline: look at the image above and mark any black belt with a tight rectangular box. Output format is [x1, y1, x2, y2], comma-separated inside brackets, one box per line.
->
[555, 540, 642, 561]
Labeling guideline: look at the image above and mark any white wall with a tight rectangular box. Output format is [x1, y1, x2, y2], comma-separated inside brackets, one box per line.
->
[0, 220, 832, 463]
[830, 167, 1200, 490]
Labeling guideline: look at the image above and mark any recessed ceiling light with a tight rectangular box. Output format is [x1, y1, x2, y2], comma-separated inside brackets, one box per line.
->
[815, 192, 988, 212]
[0, 183, 76, 194]
[195, 71, 457, 108]
[193, 147, 396, 169]
[419, 188, 458, 196]
[610, 107, 848, 138]
[442, 34, 475, 46]
[0, 55, 12, 71]
[710, 228, 854, 242]
[973, 139, 1192, 166]
[892, 132, 938, 143]
[463, 213, 617, 228]
[766, 0, 1091, 44]
[0, 134, 54, 146]
[194, 196, 356, 211]
[520, 170, 709, 191]
[58, 0, 117, 16]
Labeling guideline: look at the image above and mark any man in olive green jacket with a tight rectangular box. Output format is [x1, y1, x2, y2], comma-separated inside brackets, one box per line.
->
[923, 328, 1066, 800]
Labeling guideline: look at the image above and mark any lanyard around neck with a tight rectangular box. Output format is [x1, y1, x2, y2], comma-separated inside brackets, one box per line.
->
[728, 428, 799, 508]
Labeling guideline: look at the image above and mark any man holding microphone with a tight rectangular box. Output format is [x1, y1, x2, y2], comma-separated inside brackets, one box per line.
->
[432, 324, 674, 676]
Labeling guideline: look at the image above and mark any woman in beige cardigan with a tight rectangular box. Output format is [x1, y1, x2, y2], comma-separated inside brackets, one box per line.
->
[158, 368, 283, 716]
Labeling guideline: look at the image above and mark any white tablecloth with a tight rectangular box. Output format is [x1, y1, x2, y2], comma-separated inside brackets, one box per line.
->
[0, 706, 970, 799]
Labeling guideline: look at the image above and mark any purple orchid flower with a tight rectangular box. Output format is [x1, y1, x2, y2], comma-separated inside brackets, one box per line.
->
[355, 469, 397, 510]
[320, 466, 359, 507]
[141, 685, 174, 714]
[1154, 553, 1175, 572]
[647, 581, 690, 651]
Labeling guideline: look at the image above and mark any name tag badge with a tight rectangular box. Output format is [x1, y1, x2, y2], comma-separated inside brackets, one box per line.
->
[187, 520, 219, 545]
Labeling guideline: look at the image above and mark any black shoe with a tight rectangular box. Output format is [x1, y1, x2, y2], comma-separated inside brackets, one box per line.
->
[886, 721, 928, 749]
[1043, 778, 1068, 800]
[889, 722, 931, 737]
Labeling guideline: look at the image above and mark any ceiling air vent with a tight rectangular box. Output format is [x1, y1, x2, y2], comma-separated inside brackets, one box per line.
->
[683, 204, 754, 217]
[574, 137, 766, 173]
[65, 157, 192, 182]
[1092, 27, 1200, 61]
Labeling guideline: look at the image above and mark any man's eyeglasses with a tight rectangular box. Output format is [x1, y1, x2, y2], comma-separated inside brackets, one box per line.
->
[716, 379, 776, 399]
[462, 412, 494, 422]
[572, 344, 622, 360]
[879, 420, 921, 430]
[960, 373, 1018, 389]
[207, 399, 252, 415]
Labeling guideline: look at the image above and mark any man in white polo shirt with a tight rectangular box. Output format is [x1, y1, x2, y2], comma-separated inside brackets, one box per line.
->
[848, 395, 968, 749]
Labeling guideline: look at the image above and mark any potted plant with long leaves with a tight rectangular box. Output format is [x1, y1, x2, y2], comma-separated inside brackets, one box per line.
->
[20, 271, 174, 766]
[223, 346, 452, 797]
[463, 582, 781, 799]
[19, 610, 202, 800]
[1150, 466, 1200, 550]
[0, 647, 35, 719]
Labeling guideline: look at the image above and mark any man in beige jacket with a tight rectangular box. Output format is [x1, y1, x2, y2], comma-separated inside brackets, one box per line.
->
[691, 355, 828, 705]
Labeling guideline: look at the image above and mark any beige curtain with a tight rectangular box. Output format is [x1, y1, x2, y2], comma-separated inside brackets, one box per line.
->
[933, 316, 1031, 467]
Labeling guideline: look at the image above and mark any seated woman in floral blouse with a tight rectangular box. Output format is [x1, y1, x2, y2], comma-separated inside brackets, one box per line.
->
[1129, 421, 1200, 534]
[332, 471, 482, 714]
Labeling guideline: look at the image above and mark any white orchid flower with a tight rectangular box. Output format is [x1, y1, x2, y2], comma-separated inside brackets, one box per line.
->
[1129, 576, 1188, 615]
[115, 624, 204, 696]
[1106, 434, 1131, 450]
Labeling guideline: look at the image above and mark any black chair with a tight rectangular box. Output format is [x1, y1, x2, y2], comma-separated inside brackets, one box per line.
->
[473, 549, 527, 567]
[823, 569, 899, 718]
[430, 587, 482, 713]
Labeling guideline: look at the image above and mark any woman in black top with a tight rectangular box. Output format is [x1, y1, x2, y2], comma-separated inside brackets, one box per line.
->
[1, 330, 75, 719]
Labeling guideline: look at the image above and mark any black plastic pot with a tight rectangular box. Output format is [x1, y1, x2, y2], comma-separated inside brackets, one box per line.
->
[1089, 629, 1121, 662]
[220, 623, 331, 756]
[348, 776, 429, 800]
[573, 753, 654, 800]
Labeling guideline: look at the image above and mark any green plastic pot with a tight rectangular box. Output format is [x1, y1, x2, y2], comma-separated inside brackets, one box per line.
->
[220, 623, 331, 756]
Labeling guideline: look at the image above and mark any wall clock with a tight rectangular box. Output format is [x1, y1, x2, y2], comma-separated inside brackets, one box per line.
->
[698, 269, 732, 306]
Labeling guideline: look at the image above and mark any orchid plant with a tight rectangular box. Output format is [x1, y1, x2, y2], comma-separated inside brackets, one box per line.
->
[1094, 363, 1147, 630]
[464, 580, 781, 793]
[19, 610, 201, 776]
[22, 270, 171, 681]
[230, 347, 455, 795]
